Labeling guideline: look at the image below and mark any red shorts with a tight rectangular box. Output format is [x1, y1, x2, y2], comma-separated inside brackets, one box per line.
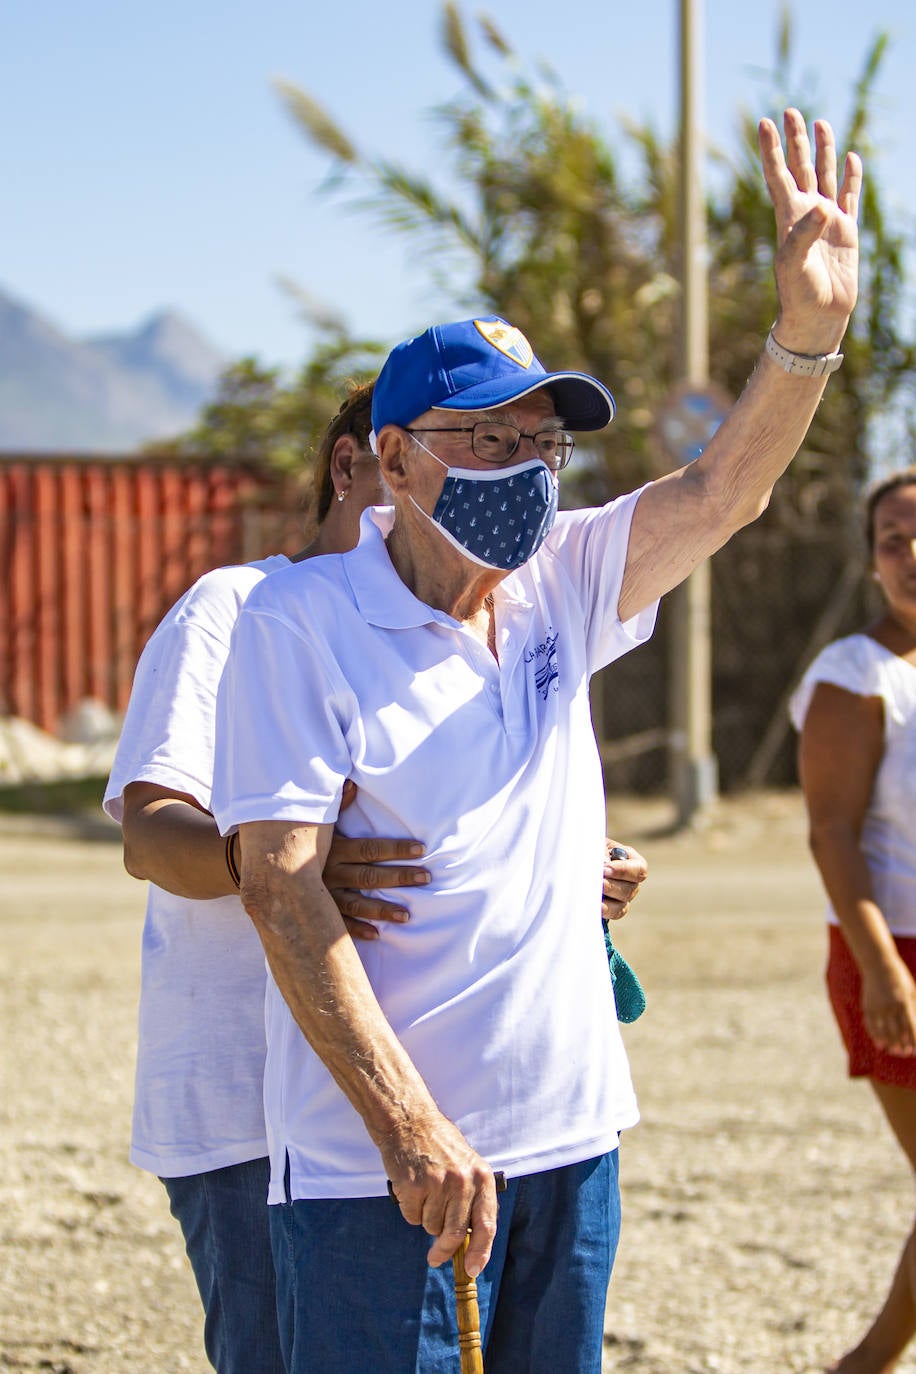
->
[827, 923, 916, 1087]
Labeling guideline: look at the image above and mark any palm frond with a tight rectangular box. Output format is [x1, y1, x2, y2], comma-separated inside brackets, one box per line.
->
[846, 31, 890, 152]
[273, 276, 350, 336]
[272, 78, 359, 164]
[476, 12, 512, 58]
[366, 161, 485, 254]
[441, 1, 492, 97]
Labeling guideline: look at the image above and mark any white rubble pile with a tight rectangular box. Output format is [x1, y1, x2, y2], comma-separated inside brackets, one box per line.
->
[0, 700, 121, 785]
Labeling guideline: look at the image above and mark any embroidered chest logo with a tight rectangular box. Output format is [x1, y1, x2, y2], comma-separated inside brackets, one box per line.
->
[525, 630, 560, 699]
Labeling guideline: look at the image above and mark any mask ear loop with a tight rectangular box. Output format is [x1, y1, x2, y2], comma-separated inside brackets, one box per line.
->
[369, 427, 453, 471]
[406, 436, 447, 529]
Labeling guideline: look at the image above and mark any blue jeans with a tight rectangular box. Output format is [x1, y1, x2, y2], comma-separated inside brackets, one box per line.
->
[162, 1157, 284, 1374]
[269, 1149, 620, 1373]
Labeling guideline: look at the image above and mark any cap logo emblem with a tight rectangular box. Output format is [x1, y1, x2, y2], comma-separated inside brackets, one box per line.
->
[474, 320, 533, 369]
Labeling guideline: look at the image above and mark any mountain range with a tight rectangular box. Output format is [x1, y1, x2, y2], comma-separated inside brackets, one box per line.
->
[0, 285, 227, 453]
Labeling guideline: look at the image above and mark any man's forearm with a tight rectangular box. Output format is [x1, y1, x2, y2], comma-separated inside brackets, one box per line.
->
[685, 349, 832, 538]
[239, 818, 497, 1270]
[621, 111, 860, 623]
[239, 825, 441, 1149]
[619, 350, 836, 621]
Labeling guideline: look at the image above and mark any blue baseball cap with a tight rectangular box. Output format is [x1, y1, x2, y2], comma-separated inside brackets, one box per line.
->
[370, 316, 615, 434]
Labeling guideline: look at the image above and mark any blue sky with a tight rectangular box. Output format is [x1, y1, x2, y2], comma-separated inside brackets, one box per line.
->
[3, 0, 914, 369]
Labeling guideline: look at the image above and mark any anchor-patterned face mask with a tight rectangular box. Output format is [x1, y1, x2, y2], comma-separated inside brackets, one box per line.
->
[408, 436, 559, 571]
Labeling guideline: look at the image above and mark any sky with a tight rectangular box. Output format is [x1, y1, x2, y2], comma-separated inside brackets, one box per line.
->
[3, 0, 915, 371]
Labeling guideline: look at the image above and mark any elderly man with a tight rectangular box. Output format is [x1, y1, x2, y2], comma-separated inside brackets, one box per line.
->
[210, 111, 860, 1372]
[106, 378, 645, 1374]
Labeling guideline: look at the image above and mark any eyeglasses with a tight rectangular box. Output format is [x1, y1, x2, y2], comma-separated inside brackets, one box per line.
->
[406, 421, 575, 472]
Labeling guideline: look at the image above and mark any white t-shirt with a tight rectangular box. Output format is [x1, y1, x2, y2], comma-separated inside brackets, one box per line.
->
[104, 555, 290, 1177]
[211, 498, 658, 1203]
[789, 632, 916, 937]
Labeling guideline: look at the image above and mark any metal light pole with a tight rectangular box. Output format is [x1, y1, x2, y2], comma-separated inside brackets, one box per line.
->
[668, 0, 719, 825]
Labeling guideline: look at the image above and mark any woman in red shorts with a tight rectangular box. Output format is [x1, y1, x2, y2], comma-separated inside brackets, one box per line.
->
[792, 468, 916, 1373]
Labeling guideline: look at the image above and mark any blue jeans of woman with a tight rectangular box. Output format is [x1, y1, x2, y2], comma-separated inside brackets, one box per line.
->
[162, 1156, 284, 1374]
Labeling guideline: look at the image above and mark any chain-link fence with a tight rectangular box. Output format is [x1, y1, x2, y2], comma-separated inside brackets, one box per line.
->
[594, 499, 877, 794]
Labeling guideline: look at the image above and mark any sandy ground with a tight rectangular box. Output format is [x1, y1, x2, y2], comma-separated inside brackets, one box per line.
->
[2, 790, 915, 1374]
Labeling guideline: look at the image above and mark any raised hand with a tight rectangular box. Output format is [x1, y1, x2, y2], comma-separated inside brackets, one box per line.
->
[758, 108, 862, 354]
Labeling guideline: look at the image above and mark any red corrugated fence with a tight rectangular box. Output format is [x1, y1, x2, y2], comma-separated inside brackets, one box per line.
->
[0, 455, 306, 735]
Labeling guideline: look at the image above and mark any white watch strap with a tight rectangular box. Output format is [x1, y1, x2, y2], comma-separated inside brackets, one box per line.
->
[765, 329, 844, 378]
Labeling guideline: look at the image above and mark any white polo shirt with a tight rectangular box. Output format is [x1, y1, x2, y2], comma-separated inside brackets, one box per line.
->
[211, 496, 656, 1202]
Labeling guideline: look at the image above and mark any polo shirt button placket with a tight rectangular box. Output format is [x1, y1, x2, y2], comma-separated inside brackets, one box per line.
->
[487, 675, 504, 722]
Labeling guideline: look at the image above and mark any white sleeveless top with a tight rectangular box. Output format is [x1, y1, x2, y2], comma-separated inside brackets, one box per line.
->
[789, 633, 916, 936]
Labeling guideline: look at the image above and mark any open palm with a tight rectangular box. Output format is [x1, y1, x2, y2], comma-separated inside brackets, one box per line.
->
[759, 108, 862, 350]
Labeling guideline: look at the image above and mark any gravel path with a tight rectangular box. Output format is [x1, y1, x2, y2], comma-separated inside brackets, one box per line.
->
[2, 793, 914, 1373]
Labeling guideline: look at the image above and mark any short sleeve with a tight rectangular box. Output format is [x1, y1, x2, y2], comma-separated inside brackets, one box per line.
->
[102, 560, 285, 821]
[210, 600, 353, 834]
[788, 635, 890, 731]
[543, 486, 658, 673]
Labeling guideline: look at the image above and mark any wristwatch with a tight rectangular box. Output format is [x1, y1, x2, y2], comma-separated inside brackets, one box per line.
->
[765, 328, 844, 378]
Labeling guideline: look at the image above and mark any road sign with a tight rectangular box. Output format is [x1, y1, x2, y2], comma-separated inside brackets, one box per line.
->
[656, 382, 731, 466]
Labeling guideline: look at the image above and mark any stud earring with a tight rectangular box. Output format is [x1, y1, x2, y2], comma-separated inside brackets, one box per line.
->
[337, 489, 346, 503]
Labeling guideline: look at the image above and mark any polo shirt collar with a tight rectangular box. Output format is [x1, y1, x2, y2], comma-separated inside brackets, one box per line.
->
[346, 507, 439, 629]
[346, 506, 533, 628]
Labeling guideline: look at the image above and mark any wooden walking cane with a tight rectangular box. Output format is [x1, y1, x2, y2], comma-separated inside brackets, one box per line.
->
[451, 1170, 506, 1374]
[452, 1231, 485, 1374]
[388, 1169, 506, 1374]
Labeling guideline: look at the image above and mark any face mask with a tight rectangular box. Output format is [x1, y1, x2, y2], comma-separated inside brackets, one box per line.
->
[409, 437, 559, 571]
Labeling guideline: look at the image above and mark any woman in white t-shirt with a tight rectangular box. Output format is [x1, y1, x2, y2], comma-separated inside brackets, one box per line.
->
[791, 468, 916, 1374]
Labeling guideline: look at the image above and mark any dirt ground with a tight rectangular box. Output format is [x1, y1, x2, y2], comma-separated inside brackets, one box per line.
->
[2, 790, 915, 1374]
